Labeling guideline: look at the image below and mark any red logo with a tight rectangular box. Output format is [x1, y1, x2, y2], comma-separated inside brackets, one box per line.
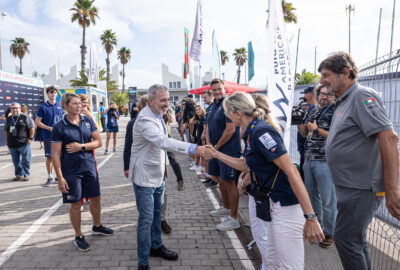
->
[5, 96, 11, 100]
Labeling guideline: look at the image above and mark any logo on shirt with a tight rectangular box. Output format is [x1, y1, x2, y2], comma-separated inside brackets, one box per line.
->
[363, 97, 376, 104]
[258, 132, 277, 151]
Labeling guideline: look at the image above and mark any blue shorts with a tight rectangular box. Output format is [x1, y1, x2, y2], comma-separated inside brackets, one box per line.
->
[107, 126, 119, 133]
[62, 169, 101, 203]
[43, 139, 52, 158]
[208, 153, 239, 181]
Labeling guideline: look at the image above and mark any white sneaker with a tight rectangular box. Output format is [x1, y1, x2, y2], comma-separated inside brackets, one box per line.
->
[80, 205, 84, 212]
[209, 207, 230, 217]
[216, 216, 240, 231]
[189, 165, 197, 171]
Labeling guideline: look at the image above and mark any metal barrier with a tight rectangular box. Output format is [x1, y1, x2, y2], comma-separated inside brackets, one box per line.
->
[289, 52, 400, 269]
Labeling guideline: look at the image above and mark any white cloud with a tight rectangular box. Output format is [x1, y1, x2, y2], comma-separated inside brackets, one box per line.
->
[18, 0, 38, 21]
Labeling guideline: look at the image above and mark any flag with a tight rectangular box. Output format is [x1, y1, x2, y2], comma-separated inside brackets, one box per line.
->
[212, 30, 221, 78]
[265, 0, 294, 147]
[248, 41, 255, 81]
[189, 0, 203, 62]
[88, 43, 99, 85]
[184, 27, 190, 79]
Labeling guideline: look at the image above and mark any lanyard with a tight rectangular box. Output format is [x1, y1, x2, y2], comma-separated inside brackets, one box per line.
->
[246, 120, 257, 149]
[11, 115, 20, 126]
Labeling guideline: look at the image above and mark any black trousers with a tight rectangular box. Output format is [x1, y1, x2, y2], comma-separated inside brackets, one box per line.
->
[167, 152, 183, 182]
[101, 117, 106, 132]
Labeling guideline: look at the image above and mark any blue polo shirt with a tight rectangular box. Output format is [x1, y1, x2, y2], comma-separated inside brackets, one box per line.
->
[243, 118, 298, 206]
[37, 101, 64, 139]
[207, 97, 241, 154]
[106, 109, 120, 129]
[51, 115, 98, 176]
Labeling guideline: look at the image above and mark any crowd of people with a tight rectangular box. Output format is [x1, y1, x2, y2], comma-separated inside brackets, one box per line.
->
[2, 51, 400, 270]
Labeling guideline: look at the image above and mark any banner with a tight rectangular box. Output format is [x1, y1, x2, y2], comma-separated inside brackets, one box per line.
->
[189, 0, 203, 63]
[265, 0, 294, 147]
[248, 41, 255, 82]
[88, 43, 99, 85]
[184, 27, 190, 79]
[212, 30, 221, 79]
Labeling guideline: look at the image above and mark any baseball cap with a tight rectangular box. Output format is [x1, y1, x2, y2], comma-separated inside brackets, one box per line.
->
[301, 87, 314, 94]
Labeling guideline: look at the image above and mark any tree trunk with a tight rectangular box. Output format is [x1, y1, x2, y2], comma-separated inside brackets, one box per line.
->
[122, 63, 125, 92]
[106, 53, 110, 96]
[237, 66, 241, 84]
[19, 57, 22, 74]
[80, 23, 87, 72]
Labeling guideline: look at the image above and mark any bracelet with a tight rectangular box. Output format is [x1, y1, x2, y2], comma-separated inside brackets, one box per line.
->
[315, 127, 319, 134]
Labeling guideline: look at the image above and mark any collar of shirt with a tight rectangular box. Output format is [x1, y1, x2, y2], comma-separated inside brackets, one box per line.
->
[336, 82, 358, 104]
[214, 96, 226, 106]
[149, 105, 167, 134]
[62, 114, 85, 126]
[242, 117, 259, 140]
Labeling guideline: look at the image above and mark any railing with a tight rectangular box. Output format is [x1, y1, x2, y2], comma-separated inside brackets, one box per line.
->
[289, 50, 400, 269]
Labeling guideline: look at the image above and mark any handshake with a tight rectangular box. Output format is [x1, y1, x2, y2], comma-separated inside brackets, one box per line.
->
[196, 145, 217, 160]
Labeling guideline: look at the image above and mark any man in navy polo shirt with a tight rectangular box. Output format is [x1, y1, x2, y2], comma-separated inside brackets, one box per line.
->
[206, 78, 241, 231]
[52, 92, 113, 252]
[35, 86, 64, 187]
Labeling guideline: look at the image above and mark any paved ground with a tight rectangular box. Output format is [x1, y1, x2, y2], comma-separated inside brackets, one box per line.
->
[0, 116, 343, 269]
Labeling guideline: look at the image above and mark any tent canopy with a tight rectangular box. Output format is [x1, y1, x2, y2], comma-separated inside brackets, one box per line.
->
[188, 80, 260, 95]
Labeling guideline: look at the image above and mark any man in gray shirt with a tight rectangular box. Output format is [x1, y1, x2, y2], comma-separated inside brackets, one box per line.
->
[319, 52, 400, 270]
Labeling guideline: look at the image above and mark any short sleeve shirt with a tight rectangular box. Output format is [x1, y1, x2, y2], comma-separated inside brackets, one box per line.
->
[207, 97, 241, 154]
[304, 105, 335, 161]
[5, 114, 34, 148]
[107, 109, 120, 128]
[37, 101, 64, 139]
[51, 115, 98, 176]
[325, 83, 393, 191]
[100, 106, 106, 118]
[243, 118, 298, 206]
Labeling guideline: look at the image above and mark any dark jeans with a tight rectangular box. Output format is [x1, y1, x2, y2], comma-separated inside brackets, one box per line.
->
[101, 117, 106, 132]
[167, 152, 183, 182]
[334, 185, 383, 270]
[299, 151, 305, 182]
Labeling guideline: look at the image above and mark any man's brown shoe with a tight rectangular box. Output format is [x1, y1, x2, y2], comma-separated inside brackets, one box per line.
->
[23, 177, 29, 181]
[319, 235, 334, 248]
[12, 176, 22, 181]
[161, 220, 171, 234]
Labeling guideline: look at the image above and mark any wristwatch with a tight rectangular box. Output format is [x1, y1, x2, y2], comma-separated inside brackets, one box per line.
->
[314, 127, 319, 134]
[304, 213, 318, 220]
[29, 137, 34, 140]
[81, 144, 86, 151]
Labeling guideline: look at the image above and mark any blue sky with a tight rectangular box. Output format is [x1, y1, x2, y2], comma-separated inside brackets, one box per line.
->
[1, 0, 400, 89]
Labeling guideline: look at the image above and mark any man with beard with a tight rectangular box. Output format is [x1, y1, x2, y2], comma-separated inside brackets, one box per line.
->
[4, 102, 35, 181]
[319, 52, 400, 270]
[298, 84, 337, 249]
[128, 84, 208, 270]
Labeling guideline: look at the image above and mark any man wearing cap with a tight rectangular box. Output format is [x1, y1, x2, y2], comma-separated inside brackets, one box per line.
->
[319, 52, 400, 270]
[297, 86, 315, 180]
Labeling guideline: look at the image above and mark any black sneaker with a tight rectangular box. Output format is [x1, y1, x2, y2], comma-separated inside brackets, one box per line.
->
[202, 179, 212, 185]
[73, 235, 90, 252]
[205, 181, 218, 189]
[92, 224, 114, 236]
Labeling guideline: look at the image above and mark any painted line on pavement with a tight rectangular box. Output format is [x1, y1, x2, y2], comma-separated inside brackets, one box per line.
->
[205, 188, 255, 270]
[0, 153, 114, 267]
[0, 154, 43, 170]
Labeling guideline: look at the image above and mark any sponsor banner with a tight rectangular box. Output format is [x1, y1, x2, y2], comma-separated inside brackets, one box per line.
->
[189, 0, 203, 62]
[184, 27, 190, 80]
[212, 30, 221, 79]
[0, 78, 44, 146]
[248, 41, 255, 81]
[265, 0, 294, 147]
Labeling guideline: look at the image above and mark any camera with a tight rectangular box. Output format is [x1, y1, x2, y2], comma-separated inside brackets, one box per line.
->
[291, 97, 308, 125]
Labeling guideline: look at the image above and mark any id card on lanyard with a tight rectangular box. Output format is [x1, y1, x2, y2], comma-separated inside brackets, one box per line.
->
[10, 116, 20, 136]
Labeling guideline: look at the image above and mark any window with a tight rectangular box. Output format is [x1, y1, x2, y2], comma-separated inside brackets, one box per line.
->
[169, 82, 172, 88]
[173, 82, 177, 88]
[177, 81, 181, 88]
[170, 97, 173, 101]
[174, 96, 179, 101]
[92, 94, 98, 112]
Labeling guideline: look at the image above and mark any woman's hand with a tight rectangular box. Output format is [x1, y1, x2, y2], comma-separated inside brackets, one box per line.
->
[58, 178, 69, 194]
[204, 145, 217, 158]
[303, 219, 325, 244]
[66, 142, 82, 153]
[237, 172, 249, 195]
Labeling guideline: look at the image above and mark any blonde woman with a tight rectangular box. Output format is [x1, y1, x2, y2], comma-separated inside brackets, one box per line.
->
[79, 94, 99, 130]
[204, 92, 324, 269]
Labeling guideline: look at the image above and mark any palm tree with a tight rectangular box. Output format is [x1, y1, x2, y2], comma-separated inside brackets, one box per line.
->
[100, 29, 117, 92]
[220, 50, 229, 66]
[110, 91, 129, 112]
[233, 47, 247, 84]
[295, 69, 320, 85]
[10, 37, 30, 74]
[282, 0, 297, 23]
[70, 0, 99, 72]
[70, 67, 118, 91]
[117, 47, 131, 92]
